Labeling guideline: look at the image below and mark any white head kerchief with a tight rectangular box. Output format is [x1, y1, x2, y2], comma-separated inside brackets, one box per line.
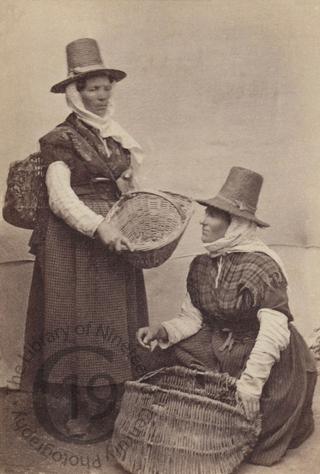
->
[204, 216, 288, 280]
[65, 82, 144, 166]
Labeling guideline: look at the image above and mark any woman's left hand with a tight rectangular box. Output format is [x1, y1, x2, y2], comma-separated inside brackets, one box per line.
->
[237, 389, 260, 419]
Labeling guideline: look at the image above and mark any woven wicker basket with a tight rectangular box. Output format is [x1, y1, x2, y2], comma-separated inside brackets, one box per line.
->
[3, 152, 47, 229]
[112, 366, 261, 474]
[106, 191, 194, 268]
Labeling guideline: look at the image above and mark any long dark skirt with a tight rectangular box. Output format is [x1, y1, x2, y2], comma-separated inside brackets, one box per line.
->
[20, 204, 149, 392]
[162, 323, 317, 466]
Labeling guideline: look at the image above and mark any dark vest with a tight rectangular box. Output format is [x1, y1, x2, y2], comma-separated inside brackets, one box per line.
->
[30, 113, 131, 252]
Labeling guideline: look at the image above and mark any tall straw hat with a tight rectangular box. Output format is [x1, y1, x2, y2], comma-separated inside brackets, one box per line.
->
[197, 167, 270, 227]
[51, 38, 126, 93]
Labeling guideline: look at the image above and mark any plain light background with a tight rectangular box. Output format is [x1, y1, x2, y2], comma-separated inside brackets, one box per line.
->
[0, 0, 319, 386]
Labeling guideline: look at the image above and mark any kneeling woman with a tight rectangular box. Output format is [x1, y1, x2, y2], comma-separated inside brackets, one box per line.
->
[137, 167, 317, 466]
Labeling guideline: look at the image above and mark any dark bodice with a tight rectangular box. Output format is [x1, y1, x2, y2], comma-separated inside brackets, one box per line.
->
[40, 113, 130, 198]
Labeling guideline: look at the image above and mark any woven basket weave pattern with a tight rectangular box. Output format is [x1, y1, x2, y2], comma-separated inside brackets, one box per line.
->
[107, 191, 194, 268]
[112, 366, 261, 474]
[114, 194, 181, 249]
[3, 153, 47, 229]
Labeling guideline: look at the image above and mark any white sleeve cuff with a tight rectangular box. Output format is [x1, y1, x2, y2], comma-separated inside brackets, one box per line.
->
[257, 308, 291, 354]
[46, 161, 105, 238]
[237, 308, 290, 397]
[158, 293, 203, 349]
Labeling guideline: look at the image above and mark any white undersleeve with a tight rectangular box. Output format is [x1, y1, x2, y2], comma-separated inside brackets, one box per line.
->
[159, 293, 203, 348]
[236, 308, 290, 397]
[46, 161, 104, 238]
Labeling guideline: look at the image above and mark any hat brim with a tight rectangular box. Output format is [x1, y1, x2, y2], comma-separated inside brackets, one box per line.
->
[51, 68, 127, 93]
[196, 196, 270, 228]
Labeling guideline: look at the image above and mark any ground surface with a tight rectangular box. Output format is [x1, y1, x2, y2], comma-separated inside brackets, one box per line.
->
[0, 364, 319, 474]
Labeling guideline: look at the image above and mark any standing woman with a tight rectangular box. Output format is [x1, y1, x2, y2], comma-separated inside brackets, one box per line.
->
[21, 38, 148, 435]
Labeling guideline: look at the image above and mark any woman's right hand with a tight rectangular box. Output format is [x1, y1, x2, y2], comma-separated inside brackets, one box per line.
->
[236, 389, 260, 420]
[136, 324, 169, 351]
[96, 219, 133, 252]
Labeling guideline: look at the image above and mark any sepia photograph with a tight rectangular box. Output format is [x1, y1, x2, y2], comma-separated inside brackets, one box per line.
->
[0, 1, 319, 473]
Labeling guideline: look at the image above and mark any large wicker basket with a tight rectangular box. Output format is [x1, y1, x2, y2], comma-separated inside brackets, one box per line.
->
[112, 366, 261, 474]
[106, 190, 194, 268]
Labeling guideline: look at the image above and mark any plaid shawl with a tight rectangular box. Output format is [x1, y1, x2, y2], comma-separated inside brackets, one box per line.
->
[187, 252, 291, 331]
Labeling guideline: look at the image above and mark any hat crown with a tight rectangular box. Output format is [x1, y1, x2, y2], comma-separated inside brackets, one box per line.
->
[196, 166, 268, 227]
[219, 167, 263, 212]
[66, 38, 104, 72]
[51, 38, 126, 93]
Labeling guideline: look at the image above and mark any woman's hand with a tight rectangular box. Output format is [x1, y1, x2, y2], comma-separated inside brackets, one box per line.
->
[96, 219, 133, 252]
[237, 389, 260, 420]
[136, 324, 169, 351]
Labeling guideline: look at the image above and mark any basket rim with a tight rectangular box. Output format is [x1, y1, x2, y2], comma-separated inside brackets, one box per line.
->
[123, 380, 248, 417]
[137, 365, 236, 385]
[9, 151, 42, 168]
[106, 190, 194, 253]
[123, 366, 261, 424]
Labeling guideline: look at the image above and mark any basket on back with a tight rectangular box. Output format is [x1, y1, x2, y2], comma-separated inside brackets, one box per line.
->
[2, 153, 47, 229]
[106, 190, 194, 268]
[112, 366, 261, 474]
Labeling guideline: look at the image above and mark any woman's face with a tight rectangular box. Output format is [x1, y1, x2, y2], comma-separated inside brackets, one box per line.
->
[200, 207, 230, 243]
[79, 75, 113, 117]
